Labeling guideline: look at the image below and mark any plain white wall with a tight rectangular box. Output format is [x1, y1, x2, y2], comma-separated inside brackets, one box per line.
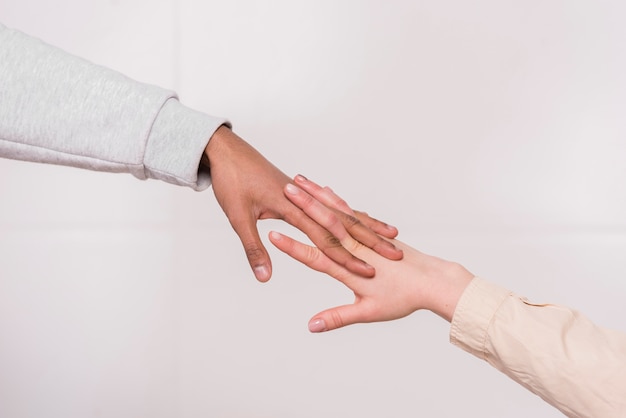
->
[1, 1, 625, 417]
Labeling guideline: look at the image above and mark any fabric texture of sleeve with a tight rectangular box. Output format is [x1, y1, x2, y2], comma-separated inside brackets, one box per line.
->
[450, 277, 626, 418]
[0, 22, 228, 190]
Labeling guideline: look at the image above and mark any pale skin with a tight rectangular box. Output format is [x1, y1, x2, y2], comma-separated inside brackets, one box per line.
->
[269, 176, 474, 332]
[204, 126, 403, 282]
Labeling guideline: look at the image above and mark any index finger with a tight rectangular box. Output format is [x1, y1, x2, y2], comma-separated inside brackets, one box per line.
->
[294, 174, 355, 215]
[286, 182, 402, 260]
[294, 175, 401, 242]
[281, 185, 375, 278]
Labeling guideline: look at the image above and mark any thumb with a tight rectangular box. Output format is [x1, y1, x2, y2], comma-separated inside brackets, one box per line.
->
[229, 212, 272, 282]
[308, 304, 365, 333]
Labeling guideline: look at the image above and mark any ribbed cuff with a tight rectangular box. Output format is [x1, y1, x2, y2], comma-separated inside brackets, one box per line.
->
[143, 98, 230, 190]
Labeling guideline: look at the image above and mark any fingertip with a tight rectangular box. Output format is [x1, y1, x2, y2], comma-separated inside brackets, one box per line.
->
[361, 262, 376, 278]
[253, 265, 271, 282]
[308, 318, 327, 333]
[387, 222, 399, 232]
[377, 242, 404, 260]
[379, 225, 399, 239]
[375, 241, 404, 260]
[242, 239, 271, 282]
[284, 183, 301, 195]
[268, 230, 282, 242]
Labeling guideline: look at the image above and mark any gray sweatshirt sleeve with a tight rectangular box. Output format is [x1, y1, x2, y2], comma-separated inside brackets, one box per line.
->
[0, 23, 228, 190]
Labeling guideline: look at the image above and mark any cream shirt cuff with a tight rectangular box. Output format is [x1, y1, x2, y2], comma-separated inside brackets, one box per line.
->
[449, 277, 511, 359]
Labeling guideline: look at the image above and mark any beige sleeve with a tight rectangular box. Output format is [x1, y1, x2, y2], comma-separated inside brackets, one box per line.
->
[450, 277, 626, 418]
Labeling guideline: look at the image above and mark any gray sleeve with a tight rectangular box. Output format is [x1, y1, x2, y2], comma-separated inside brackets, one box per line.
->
[0, 22, 228, 190]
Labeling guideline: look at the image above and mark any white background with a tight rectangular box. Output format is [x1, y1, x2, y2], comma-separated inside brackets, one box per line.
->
[1, 1, 625, 417]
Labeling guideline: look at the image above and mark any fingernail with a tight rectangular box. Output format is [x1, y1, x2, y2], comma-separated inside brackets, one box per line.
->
[254, 265, 270, 281]
[295, 174, 308, 182]
[269, 231, 282, 241]
[308, 318, 327, 333]
[285, 183, 300, 195]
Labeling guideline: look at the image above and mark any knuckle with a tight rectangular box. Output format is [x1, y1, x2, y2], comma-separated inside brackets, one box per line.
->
[304, 245, 321, 264]
[301, 192, 316, 208]
[244, 244, 265, 261]
[343, 214, 361, 229]
[322, 234, 342, 249]
[323, 212, 342, 230]
[345, 239, 362, 254]
[328, 310, 345, 330]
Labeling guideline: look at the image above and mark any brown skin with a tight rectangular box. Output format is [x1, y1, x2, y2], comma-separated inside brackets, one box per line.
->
[204, 126, 403, 282]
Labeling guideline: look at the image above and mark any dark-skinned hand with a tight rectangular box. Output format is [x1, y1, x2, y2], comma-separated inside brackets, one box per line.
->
[204, 126, 402, 282]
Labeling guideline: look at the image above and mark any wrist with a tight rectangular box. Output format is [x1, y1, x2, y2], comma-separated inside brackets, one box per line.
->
[426, 262, 474, 323]
[203, 124, 232, 168]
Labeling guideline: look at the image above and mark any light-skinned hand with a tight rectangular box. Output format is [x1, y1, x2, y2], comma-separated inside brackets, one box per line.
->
[269, 179, 474, 332]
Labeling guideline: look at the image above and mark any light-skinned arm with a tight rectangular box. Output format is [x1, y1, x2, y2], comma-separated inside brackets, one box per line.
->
[270, 177, 626, 418]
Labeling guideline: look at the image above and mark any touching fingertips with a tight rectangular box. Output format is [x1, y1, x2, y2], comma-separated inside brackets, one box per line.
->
[308, 318, 327, 333]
